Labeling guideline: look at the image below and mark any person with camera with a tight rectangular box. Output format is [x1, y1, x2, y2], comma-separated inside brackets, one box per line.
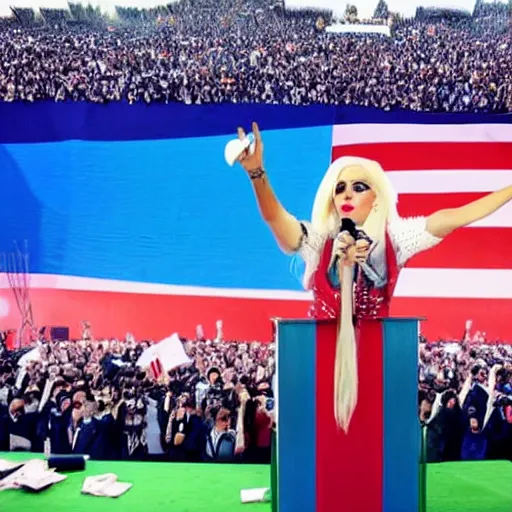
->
[462, 364, 490, 426]
[476, 365, 512, 461]
[245, 383, 275, 464]
[202, 388, 248, 463]
[165, 394, 204, 462]
[117, 388, 148, 460]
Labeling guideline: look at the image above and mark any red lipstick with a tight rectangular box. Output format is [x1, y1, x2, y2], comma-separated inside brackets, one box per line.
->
[341, 204, 354, 213]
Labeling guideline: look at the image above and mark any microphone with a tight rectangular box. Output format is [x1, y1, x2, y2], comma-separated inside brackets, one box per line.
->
[340, 218, 357, 238]
[331, 218, 357, 271]
[341, 217, 373, 245]
[336, 218, 377, 278]
[339, 219, 384, 286]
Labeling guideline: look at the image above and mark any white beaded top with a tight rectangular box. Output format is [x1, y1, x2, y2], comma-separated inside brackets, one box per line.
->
[298, 216, 442, 287]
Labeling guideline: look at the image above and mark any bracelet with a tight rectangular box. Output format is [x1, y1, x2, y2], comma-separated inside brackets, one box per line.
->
[247, 167, 266, 181]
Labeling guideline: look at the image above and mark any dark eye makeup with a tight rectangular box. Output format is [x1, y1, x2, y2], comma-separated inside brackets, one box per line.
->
[334, 181, 370, 195]
[352, 181, 370, 193]
[334, 182, 346, 195]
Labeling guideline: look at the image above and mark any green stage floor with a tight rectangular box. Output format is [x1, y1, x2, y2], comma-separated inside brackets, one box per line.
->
[1, 453, 511, 512]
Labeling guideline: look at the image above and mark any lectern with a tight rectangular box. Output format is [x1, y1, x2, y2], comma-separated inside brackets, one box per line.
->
[272, 317, 425, 512]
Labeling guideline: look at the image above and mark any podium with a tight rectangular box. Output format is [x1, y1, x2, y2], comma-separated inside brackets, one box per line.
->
[273, 317, 425, 512]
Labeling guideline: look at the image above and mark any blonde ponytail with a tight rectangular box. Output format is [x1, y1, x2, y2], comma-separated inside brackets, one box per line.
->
[333, 264, 358, 433]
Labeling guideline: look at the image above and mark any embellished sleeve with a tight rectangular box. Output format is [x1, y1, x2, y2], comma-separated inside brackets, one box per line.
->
[291, 221, 325, 289]
[389, 216, 443, 268]
[295, 221, 325, 264]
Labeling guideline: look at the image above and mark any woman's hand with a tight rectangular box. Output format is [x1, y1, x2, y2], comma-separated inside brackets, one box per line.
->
[237, 122, 264, 175]
[333, 232, 355, 266]
[334, 232, 371, 267]
[353, 238, 371, 264]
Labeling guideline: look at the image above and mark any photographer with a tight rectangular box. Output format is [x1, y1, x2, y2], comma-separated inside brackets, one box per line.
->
[118, 389, 148, 461]
[244, 383, 275, 464]
[482, 366, 512, 461]
[462, 364, 490, 426]
[165, 394, 204, 462]
[485, 394, 512, 461]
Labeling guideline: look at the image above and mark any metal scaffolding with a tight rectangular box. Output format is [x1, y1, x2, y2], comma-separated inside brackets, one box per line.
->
[0, 241, 36, 349]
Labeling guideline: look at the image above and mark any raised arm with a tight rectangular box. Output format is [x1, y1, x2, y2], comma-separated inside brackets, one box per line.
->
[482, 364, 500, 429]
[426, 185, 512, 238]
[236, 122, 303, 253]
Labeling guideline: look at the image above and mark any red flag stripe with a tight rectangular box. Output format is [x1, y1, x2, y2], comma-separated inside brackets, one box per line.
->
[405, 227, 511, 270]
[150, 358, 163, 380]
[0, 271, 509, 299]
[390, 297, 512, 342]
[150, 360, 158, 379]
[0, 287, 509, 342]
[332, 142, 512, 171]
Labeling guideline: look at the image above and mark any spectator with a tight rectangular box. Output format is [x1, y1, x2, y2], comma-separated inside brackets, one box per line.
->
[0, 320, 511, 464]
[0, 2, 510, 112]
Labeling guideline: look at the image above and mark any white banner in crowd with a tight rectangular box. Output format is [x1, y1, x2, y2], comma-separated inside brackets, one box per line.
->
[136, 333, 192, 373]
[17, 347, 42, 367]
[326, 23, 391, 36]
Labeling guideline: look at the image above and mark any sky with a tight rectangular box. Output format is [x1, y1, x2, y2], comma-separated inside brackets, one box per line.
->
[0, 0, 498, 18]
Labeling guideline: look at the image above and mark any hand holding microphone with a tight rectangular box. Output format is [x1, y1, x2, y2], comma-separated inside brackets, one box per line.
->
[333, 231, 355, 266]
[335, 219, 372, 267]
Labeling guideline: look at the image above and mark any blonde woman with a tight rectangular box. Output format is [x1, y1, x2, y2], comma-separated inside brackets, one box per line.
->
[235, 122, 512, 432]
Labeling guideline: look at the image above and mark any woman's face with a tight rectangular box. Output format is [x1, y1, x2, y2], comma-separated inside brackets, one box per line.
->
[333, 165, 376, 227]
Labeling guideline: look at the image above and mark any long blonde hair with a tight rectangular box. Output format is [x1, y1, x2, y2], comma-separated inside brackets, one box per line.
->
[309, 156, 398, 433]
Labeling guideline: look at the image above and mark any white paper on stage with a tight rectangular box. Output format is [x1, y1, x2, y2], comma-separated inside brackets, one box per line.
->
[15, 469, 67, 491]
[82, 473, 133, 498]
[0, 459, 24, 474]
[0, 459, 65, 492]
[240, 487, 270, 503]
[136, 333, 192, 372]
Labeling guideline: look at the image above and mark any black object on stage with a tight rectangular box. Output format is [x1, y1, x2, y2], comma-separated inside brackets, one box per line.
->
[47, 455, 88, 472]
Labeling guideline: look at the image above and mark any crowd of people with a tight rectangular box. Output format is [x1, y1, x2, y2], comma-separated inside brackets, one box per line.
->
[0, 0, 511, 111]
[0, 323, 511, 464]
[0, 332, 275, 463]
[419, 338, 512, 462]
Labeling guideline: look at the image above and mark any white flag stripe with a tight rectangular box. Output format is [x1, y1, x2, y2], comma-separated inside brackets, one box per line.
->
[387, 170, 512, 194]
[395, 268, 512, 300]
[0, 273, 312, 300]
[332, 123, 512, 147]
[0, 271, 510, 300]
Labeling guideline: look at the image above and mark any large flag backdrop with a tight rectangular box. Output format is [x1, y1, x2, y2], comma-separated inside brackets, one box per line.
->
[0, 103, 510, 342]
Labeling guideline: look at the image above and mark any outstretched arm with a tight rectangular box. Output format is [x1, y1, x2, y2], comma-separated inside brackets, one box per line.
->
[426, 186, 512, 238]
[237, 123, 303, 253]
[251, 170, 303, 253]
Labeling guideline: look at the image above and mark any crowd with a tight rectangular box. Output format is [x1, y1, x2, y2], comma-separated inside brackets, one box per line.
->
[418, 338, 512, 462]
[0, 331, 275, 464]
[0, 323, 511, 464]
[0, 0, 511, 112]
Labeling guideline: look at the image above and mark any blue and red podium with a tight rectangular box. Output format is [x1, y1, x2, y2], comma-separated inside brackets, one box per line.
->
[272, 317, 426, 512]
